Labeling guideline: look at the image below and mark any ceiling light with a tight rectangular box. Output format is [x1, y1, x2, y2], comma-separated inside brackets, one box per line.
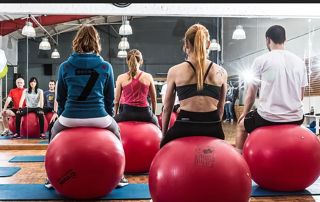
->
[22, 21, 36, 37]
[232, 25, 246, 40]
[39, 37, 51, 50]
[119, 16, 133, 36]
[118, 37, 130, 50]
[51, 48, 60, 59]
[209, 39, 221, 51]
[117, 50, 127, 58]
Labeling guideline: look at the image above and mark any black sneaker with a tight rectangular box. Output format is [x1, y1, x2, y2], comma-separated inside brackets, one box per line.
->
[44, 179, 53, 189]
[116, 177, 129, 188]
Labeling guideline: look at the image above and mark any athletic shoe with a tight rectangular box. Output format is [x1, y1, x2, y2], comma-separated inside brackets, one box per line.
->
[1, 129, 10, 136]
[44, 179, 53, 189]
[40, 133, 46, 139]
[11, 133, 21, 139]
[116, 176, 129, 188]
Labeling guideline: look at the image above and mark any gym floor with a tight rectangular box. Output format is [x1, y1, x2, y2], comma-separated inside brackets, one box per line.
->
[0, 123, 319, 202]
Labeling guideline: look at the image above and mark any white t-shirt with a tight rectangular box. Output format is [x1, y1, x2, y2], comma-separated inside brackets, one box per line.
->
[251, 50, 308, 122]
[160, 83, 180, 106]
[23, 88, 43, 108]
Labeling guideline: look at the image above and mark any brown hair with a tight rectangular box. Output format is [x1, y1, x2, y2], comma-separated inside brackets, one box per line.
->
[184, 24, 210, 90]
[72, 25, 101, 54]
[126, 49, 143, 80]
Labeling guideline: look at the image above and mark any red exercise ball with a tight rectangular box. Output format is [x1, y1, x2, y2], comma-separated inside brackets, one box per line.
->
[45, 112, 54, 124]
[149, 136, 252, 202]
[8, 112, 48, 138]
[45, 127, 125, 199]
[118, 121, 162, 173]
[158, 112, 177, 130]
[243, 124, 320, 191]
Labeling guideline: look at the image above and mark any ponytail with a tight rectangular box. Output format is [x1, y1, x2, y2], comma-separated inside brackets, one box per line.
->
[126, 49, 143, 80]
[194, 28, 207, 90]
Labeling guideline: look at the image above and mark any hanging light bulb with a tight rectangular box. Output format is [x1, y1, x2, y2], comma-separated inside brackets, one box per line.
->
[39, 37, 51, 50]
[51, 48, 60, 59]
[119, 16, 133, 36]
[209, 39, 221, 51]
[118, 37, 130, 50]
[232, 25, 246, 40]
[117, 49, 127, 58]
[22, 21, 36, 37]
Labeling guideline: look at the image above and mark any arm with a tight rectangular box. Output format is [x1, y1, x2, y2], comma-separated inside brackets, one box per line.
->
[237, 83, 258, 123]
[162, 68, 176, 135]
[217, 69, 228, 120]
[39, 90, 44, 108]
[56, 64, 68, 115]
[149, 75, 157, 114]
[19, 90, 26, 108]
[104, 64, 115, 116]
[114, 76, 122, 115]
[50, 99, 59, 123]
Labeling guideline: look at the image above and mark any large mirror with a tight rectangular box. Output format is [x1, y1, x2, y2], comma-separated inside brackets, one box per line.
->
[0, 12, 318, 146]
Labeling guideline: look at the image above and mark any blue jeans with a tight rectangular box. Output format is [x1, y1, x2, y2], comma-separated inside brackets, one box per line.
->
[224, 102, 233, 120]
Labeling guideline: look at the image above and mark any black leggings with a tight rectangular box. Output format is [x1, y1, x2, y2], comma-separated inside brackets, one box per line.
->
[114, 104, 160, 127]
[15, 107, 45, 135]
[160, 110, 224, 148]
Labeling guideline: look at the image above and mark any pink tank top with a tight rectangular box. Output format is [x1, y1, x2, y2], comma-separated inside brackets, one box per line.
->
[122, 72, 149, 107]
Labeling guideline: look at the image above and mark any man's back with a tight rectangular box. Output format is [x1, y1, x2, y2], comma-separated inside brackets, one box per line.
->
[253, 50, 308, 122]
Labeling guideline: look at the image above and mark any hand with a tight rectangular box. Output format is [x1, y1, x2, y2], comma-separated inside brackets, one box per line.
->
[1, 110, 6, 116]
[237, 113, 246, 124]
[16, 108, 23, 114]
[176, 107, 181, 113]
[50, 113, 58, 124]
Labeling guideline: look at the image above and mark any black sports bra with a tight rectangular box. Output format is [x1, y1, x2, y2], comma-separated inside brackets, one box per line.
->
[176, 61, 221, 101]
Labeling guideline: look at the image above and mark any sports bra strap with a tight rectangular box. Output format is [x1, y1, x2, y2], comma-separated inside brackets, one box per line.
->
[135, 71, 143, 80]
[203, 62, 213, 82]
[185, 61, 196, 73]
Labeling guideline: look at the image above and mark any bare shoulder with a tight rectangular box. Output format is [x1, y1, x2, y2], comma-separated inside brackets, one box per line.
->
[215, 64, 228, 79]
[168, 62, 185, 76]
[117, 73, 127, 82]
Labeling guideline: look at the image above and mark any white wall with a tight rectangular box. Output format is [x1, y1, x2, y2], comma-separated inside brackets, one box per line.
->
[223, 17, 320, 113]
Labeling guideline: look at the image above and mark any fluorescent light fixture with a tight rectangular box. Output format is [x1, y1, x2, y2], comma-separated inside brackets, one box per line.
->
[51, 48, 60, 59]
[39, 37, 51, 50]
[22, 21, 36, 37]
[232, 25, 246, 40]
[118, 37, 130, 50]
[117, 50, 127, 58]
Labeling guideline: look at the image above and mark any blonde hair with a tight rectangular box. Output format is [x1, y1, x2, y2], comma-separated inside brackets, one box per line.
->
[126, 49, 143, 80]
[184, 24, 210, 90]
[72, 25, 101, 54]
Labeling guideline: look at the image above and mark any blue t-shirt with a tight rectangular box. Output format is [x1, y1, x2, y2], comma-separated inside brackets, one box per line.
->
[57, 52, 115, 118]
[43, 90, 55, 108]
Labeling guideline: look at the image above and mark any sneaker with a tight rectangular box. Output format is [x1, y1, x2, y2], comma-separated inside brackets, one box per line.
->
[40, 133, 46, 139]
[116, 176, 129, 188]
[11, 133, 21, 139]
[44, 178, 53, 189]
[1, 129, 10, 136]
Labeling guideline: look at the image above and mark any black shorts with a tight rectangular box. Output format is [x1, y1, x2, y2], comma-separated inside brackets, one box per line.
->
[7, 108, 18, 114]
[244, 109, 304, 133]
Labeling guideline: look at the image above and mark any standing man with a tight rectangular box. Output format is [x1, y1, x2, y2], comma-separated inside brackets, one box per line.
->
[1, 78, 26, 136]
[43, 80, 56, 114]
[235, 25, 308, 152]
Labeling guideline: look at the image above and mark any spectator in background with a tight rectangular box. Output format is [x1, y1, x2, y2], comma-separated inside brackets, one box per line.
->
[1, 78, 26, 136]
[43, 80, 56, 114]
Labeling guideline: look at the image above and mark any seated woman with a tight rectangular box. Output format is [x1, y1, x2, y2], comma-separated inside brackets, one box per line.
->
[160, 23, 228, 148]
[46, 25, 127, 189]
[114, 49, 159, 127]
[13, 77, 45, 139]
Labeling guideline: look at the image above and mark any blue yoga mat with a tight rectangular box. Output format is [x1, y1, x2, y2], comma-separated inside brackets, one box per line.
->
[0, 167, 21, 177]
[0, 135, 11, 140]
[38, 140, 49, 144]
[0, 183, 150, 200]
[9, 155, 45, 162]
[251, 178, 320, 197]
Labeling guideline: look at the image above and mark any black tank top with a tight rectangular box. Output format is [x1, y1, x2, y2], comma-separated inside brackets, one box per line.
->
[176, 61, 221, 101]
